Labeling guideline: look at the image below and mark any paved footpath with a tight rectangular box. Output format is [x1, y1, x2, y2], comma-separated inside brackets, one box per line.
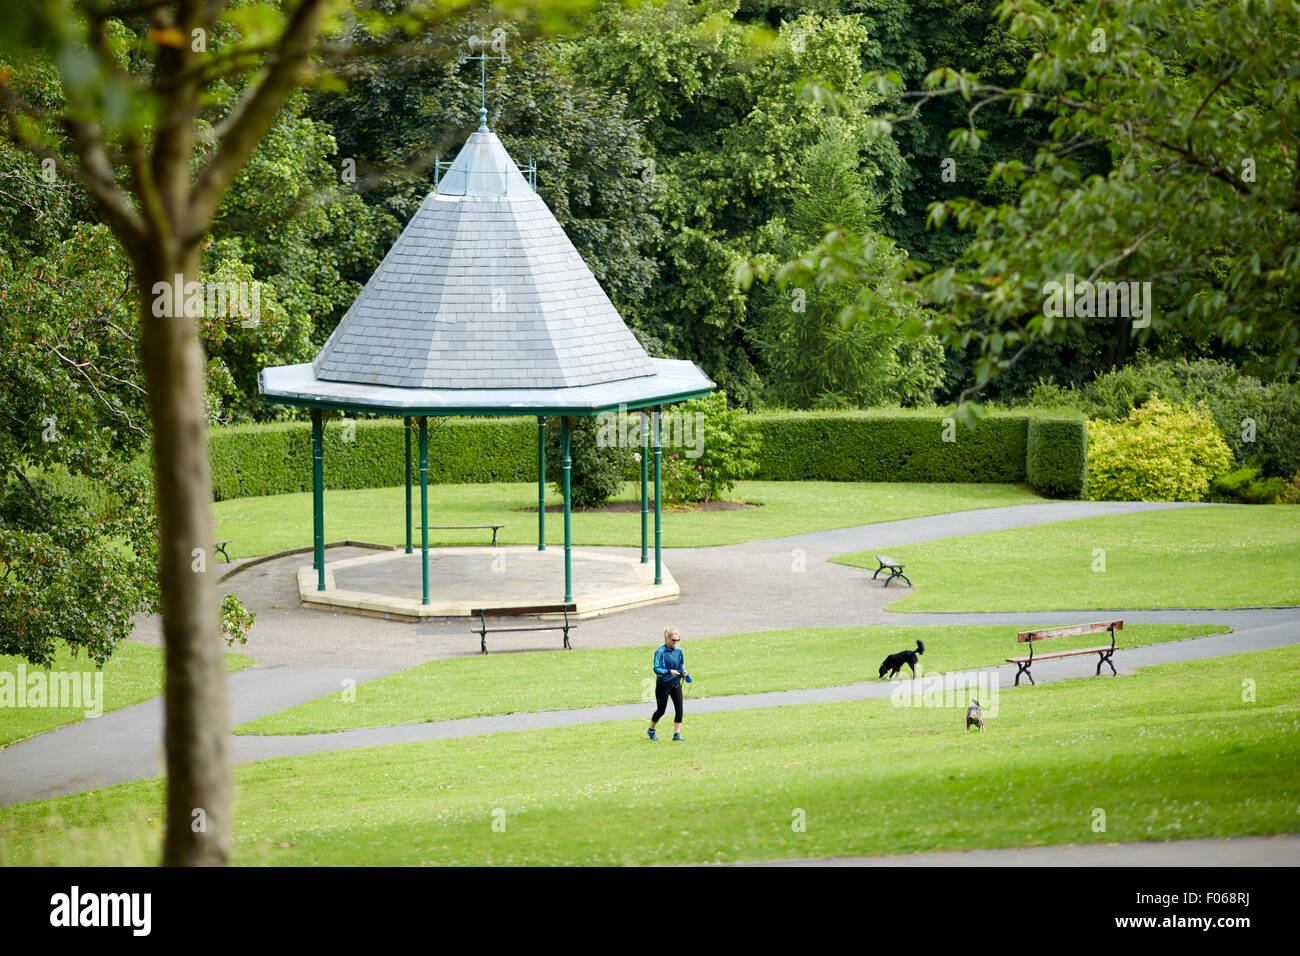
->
[744, 834, 1300, 867]
[3, 500, 1298, 832]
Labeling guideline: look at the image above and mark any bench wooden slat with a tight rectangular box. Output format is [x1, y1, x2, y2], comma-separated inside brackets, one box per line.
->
[472, 604, 575, 617]
[875, 555, 901, 567]
[1018, 620, 1124, 643]
[1007, 645, 1115, 663]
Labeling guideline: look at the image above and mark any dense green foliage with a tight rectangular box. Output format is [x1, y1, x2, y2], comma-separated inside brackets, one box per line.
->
[1086, 397, 1235, 503]
[794, 0, 1300, 412]
[0, 224, 158, 667]
[747, 122, 944, 407]
[1208, 467, 1287, 506]
[570, 4, 921, 404]
[1025, 356, 1300, 480]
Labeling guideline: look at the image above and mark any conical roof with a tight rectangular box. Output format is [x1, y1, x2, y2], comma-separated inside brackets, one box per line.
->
[311, 120, 656, 390]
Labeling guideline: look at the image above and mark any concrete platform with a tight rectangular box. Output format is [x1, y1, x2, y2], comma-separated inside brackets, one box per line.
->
[297, 545, 679, 620]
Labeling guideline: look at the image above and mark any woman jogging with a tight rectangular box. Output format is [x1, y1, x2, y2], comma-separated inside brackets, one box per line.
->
[648, 626, 688, 741]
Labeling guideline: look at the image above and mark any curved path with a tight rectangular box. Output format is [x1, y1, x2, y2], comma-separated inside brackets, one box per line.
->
[740, 834, 1300, 867]
[3, 500, 1297, 814]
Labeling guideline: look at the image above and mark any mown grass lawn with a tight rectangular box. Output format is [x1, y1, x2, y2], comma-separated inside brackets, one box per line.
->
[212, 481, 1044, 557]
[2, 646, 1296, 866]
[0, 644, 254, 747]
[235, 623, 1227, 735]
[833, 505, 1300, 611]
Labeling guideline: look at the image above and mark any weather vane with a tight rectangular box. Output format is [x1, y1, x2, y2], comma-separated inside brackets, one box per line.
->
[463, 26, 507, 130]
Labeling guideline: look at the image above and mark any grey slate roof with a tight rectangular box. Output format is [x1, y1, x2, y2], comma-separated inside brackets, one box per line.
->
[309, 127, 658, 390]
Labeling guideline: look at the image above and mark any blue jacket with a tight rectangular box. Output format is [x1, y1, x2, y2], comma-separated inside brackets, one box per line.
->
[653, 644, 685, 687]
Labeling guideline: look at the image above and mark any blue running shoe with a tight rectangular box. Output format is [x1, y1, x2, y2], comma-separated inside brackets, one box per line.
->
[672, 733, 684, 741]
[647, 727, 658, 741]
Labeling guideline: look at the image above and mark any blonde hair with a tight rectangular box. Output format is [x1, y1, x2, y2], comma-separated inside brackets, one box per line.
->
[664, 626, 680, 641]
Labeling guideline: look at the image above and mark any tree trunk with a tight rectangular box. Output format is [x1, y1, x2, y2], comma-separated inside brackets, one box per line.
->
[135, 248, 230, 866]
[1103, 311, 1133, 372]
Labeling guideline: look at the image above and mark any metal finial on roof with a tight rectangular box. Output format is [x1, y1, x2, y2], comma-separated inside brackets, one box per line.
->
[464, 27, 506, 130]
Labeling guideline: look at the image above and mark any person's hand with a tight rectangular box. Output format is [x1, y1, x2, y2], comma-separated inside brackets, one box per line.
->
[670, 670, 680, 675]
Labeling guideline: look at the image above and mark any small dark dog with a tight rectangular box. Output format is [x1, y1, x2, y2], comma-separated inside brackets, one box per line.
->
[878, 639, 924, 679]
[966, 699, 985, 732]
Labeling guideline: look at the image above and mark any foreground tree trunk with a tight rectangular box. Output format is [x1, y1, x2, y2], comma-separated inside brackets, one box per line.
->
[136, 251, 230, 866]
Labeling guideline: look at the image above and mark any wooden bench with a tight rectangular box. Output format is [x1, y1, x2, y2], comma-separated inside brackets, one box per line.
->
[1007, 620, 1123, 686]
[213, 540, 232, 563]
[431, 524, 505, 547]
[470, 604, 576, 654]
[871, 555, 911, 588]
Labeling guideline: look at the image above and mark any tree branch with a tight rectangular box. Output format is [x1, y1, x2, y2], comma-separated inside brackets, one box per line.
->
[186, 0, 329, 241]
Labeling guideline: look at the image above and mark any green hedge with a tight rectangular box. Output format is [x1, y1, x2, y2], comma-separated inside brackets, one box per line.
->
[1027, 414, 1089, 498]
[209, 417, 536, 501]
[207, 408, 1088, 501]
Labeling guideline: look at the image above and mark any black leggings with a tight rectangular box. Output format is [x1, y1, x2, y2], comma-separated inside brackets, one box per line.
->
[652, 683, 683, 724]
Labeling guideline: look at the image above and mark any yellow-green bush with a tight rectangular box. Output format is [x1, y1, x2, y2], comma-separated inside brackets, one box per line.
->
[1086, 396, 1234, 502]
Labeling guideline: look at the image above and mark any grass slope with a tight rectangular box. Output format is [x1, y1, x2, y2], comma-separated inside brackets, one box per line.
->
[0, 644, 255, 747]
[833, 505, 1300, 611]
[212, 481, 1044, 557]
[234, 623, 1227, 735]
[2, 646, 1296, 866]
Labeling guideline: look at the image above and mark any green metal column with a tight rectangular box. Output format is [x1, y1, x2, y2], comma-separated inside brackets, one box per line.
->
[404, 416, 412, 554]
[419, 416, 430, 606]
[537, 416, 546, 551]
[653, 409, 662, 585]
[311, 409, 325, 591]
[640, 409, 649, 563]
[561, 416, 572, 603]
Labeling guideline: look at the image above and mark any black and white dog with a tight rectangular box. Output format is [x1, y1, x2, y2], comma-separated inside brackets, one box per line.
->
[878, 639, 925, 679]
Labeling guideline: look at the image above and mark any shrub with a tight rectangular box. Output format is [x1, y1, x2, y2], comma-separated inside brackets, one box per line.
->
[545, 416, 624, 509]
[1024, 356, 1300, 477]
[1209, 466, 1261, 502]
[678, 391, 760, 502]
[1246, 476, 1286, 504]
[661, 453, 708, 504]
[1278, 474, 1300, 504]
[1086, 395, 1235, 502]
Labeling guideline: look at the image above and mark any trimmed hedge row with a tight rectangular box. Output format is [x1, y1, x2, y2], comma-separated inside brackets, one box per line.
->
[748, 410, 1025, 483]
[210, 418, 537, 501]
[1026, 414, 1089, 499]
[208, 408, 1088, 501]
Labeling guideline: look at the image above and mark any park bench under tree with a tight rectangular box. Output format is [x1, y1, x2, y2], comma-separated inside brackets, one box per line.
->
[470, 604, 576, 654]
[1007, 620, 1124, 686]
